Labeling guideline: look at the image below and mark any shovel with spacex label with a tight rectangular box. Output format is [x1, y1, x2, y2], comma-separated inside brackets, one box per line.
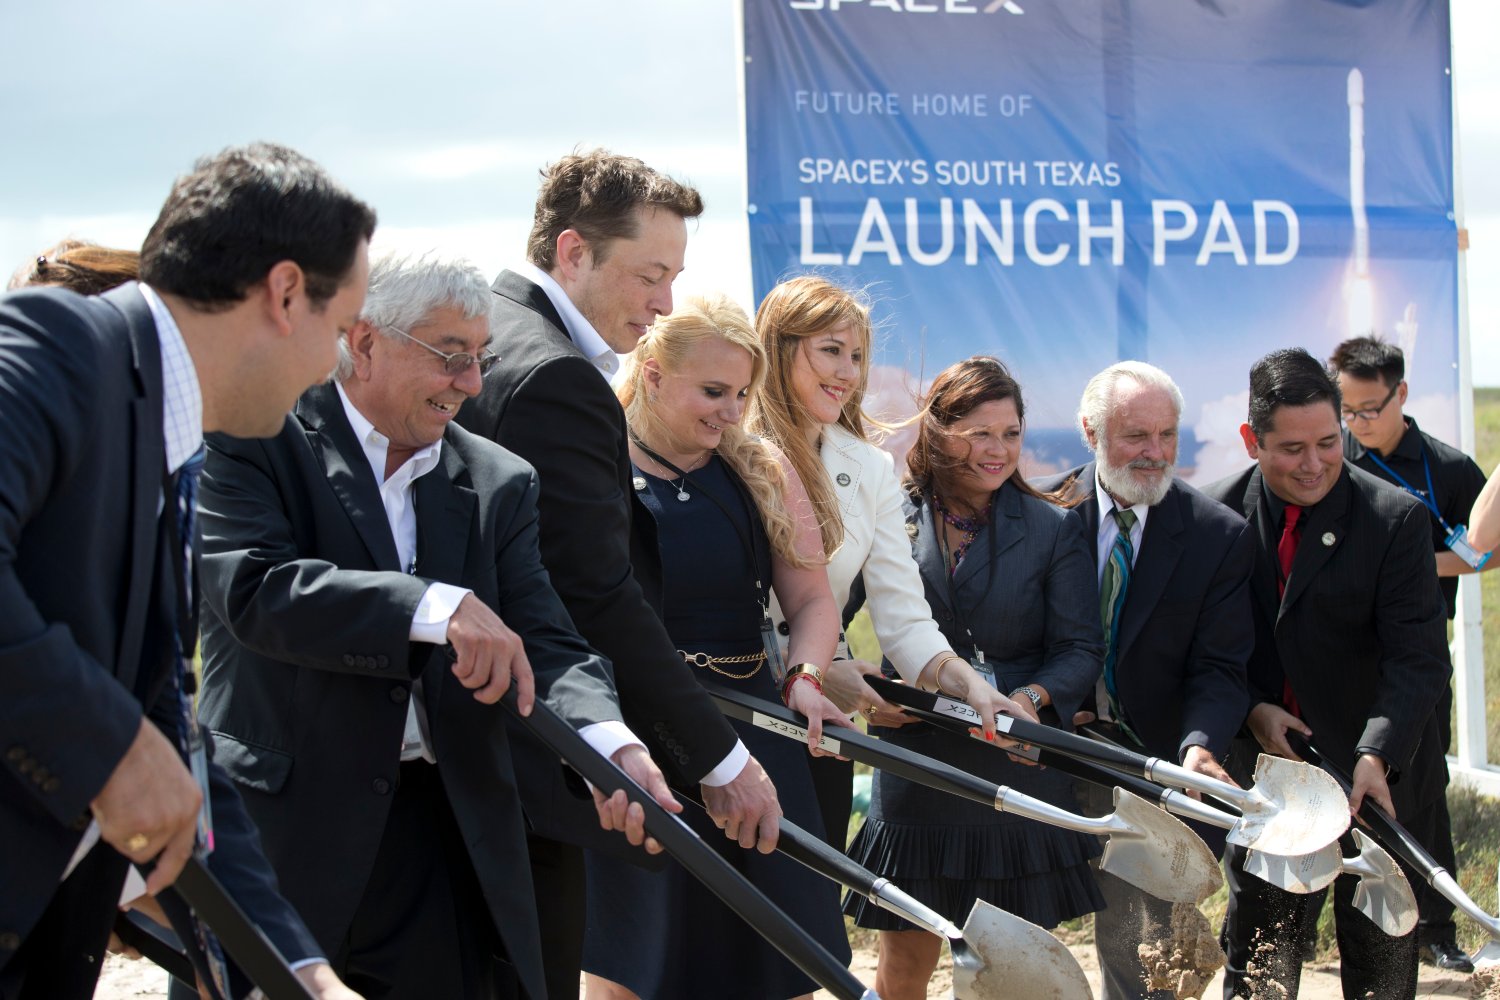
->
[865, 675, 1349, 858]
[709, 686, 1221, 904]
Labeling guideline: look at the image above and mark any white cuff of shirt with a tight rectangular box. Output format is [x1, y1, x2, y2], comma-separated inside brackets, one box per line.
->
[410, 582, 472, 643]
[698, 740, 751, 787]
[580, 721, 644, 762]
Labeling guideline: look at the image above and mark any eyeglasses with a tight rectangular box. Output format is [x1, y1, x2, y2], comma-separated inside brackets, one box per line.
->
[386, 325, 500, 376]
[1340, 381, 1400, 423]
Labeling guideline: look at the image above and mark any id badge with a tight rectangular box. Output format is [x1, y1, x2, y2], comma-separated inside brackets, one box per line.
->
[1446, 524, 1491, 571]
[187, 722, 216, 856]
[761, 613, 788, 687]
[970, 651, 998, 690]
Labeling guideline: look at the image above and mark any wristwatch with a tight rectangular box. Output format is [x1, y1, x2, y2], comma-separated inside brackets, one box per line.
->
[1010, 686, 1043, 712]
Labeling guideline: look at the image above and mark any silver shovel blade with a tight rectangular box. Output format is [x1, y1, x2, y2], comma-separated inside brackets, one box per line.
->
[1226, 754, 1349, 856]
[1101, 789, 1223, 904]
[1244, 842, 1341, 894]
[1345, 830, 1418, 937]
[952, 899, 1092, 1000]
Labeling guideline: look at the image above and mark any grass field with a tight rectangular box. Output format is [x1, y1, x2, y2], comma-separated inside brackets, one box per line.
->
[845, 390, 1500, 954]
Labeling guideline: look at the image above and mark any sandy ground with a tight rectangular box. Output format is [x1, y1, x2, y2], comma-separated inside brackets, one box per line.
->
[94, 938, 1475, 999]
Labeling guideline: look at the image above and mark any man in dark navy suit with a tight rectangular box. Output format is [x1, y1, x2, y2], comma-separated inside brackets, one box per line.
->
[0, 143, 374, 999]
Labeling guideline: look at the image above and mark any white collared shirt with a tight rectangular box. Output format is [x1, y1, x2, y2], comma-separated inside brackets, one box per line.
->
[336, 384, 468, 763]
[334, 384, 643, 767]
[1093, 468, 1151, 580]
[140, 285, 202, 479]
[513, 261, 621, 379]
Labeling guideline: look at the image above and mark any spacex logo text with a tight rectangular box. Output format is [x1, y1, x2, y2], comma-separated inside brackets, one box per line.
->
[788, 0, 1025, 13]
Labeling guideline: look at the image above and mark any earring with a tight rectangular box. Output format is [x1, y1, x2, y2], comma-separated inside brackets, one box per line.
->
[649, 390, 659, 402]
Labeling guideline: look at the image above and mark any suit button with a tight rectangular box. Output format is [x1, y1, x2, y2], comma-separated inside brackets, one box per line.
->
[358, 655, 371, 668]
[32, 766, 50, 785]
[777, 621, 790, 636]
[390, 687, 409, 704]
[41, 778, 59, 794]
[677, 753, 689, 766]
[372, 778, 391, 795]
[376, 655, 389, 669]
[5, 746, 24, 763]
[71, 813, 91, 831]
[17, 759, 35, 776]
[0, 932, 19, 951]
[653, 722, 665, 732]
[342, 654, 355, 667]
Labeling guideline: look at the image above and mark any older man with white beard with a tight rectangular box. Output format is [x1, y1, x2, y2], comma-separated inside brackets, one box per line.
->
[1035, 361, 1255, 1000]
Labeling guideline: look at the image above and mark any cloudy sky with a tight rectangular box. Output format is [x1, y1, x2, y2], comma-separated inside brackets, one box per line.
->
[4, 0, 1497, 382]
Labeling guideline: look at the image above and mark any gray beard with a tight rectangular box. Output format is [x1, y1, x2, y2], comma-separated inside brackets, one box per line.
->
[1097, 454, 1174, 507]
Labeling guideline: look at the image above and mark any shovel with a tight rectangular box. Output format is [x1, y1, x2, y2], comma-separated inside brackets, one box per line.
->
[1287, 734, 1500, 963]
[678, 796, 1093, 1000]
[770, 813, 1093, 999]
[1057, 727, 1416, 936]
[709, 686, 1221, 904]
[865, 675, 1349, 858]
[498, 689, 879, 1000]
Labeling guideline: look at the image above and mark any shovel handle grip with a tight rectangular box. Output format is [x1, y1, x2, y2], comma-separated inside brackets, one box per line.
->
[500, 690, 873, 1000]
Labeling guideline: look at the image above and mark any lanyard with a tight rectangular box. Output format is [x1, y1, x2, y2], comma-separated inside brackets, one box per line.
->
[933, 491, 994, 666]
[1364, 447, 1451, 532]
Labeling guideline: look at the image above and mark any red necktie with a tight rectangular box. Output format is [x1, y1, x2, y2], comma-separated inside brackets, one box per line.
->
[1277, 504, 1303, 715]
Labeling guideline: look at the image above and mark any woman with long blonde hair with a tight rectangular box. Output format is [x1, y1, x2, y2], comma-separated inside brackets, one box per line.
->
[748, 276, 1032, 847]
[581, 293, 851, 1000]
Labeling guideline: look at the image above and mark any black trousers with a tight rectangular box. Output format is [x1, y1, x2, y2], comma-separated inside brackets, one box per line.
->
[1220, 839, 1419, 1000]
[0, 847, 128, 1000]
[335, 761, 519, 1000]
[527, 832, 586, 1000]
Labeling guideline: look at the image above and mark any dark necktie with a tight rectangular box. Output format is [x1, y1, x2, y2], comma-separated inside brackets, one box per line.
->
[170, 448, 231, 997]
[1099, 507, 1138, 737]
[1276, 504, 1304, 716]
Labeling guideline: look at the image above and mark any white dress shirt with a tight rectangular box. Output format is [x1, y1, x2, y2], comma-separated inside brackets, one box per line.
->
[334, 384, 642, 767]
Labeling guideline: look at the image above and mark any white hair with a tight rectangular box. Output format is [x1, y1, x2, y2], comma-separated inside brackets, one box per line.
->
[1076, 360, 1184, 450]
[333, 249, 494, 382]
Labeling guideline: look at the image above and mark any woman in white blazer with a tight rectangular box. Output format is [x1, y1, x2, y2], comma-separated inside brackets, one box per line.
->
[749, 277, 1034, 845]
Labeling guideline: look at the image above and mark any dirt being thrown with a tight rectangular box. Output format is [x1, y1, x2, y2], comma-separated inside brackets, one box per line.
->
[1138, 903, 1225, 999]
[1471, 961, 1500, 1000]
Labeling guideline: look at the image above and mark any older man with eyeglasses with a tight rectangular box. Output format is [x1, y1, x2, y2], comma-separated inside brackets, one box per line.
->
[192, 250, 676, 1000]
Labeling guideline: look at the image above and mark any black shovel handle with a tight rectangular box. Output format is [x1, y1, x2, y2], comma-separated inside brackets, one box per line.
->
[498, 689, 875, 1000]
[1283, 734, 1442, 882]
[710, 686, 1002, 811]
[170, 855, 317, 999]
[863, 680, 1210, 818]
[113, 910, 196, 986]
[866, 675, 1161, 778]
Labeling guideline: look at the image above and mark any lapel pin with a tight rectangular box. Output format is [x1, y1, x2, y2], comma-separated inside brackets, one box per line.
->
[836, 472, 851, 487]
[632, 476, 647, 492]
[1321, 532, 1335, 547]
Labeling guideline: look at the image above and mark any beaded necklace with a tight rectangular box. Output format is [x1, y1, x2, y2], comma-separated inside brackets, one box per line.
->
[933, 493, 986, 575]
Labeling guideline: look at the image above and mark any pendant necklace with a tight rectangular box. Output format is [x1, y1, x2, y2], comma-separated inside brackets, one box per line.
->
[632, 437, 706, 502]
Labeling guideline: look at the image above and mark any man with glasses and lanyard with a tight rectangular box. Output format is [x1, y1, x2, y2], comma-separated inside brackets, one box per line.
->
[1328, 335, 1491, 973]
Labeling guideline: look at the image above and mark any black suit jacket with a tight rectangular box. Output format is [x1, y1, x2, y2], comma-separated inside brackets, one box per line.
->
[1035, 465, 1254, 764]
[456, 271, 739, 811]
[0, 285, 317, 995]
[1202, 463, 1451, 816]
[197, 383, 623, 1000]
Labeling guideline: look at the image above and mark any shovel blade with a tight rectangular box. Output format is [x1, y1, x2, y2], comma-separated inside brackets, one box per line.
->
[1226, 754, 1349, 857]
[1244, 842, 1341, 894]
[1345, 830, 1418, 937]
[1101, 790, 1223, 904]
[952, 900, 1092, 1000]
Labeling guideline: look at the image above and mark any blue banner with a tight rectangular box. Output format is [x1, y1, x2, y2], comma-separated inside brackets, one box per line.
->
[743, 0, 1457, 482]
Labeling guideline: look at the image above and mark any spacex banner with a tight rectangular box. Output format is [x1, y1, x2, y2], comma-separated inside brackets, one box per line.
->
[742, 0, 1458, 481]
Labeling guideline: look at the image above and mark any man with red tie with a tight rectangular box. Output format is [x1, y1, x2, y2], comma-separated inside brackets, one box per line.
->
[1203, 347, 1450, 1000]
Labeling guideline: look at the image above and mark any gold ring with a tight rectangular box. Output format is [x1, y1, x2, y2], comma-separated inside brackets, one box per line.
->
[863, 706, 877, 719]
[126, 833, 150, 852]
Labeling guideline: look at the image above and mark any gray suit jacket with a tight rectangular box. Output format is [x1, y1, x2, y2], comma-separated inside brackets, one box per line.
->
[198, 383, 621, 1000]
